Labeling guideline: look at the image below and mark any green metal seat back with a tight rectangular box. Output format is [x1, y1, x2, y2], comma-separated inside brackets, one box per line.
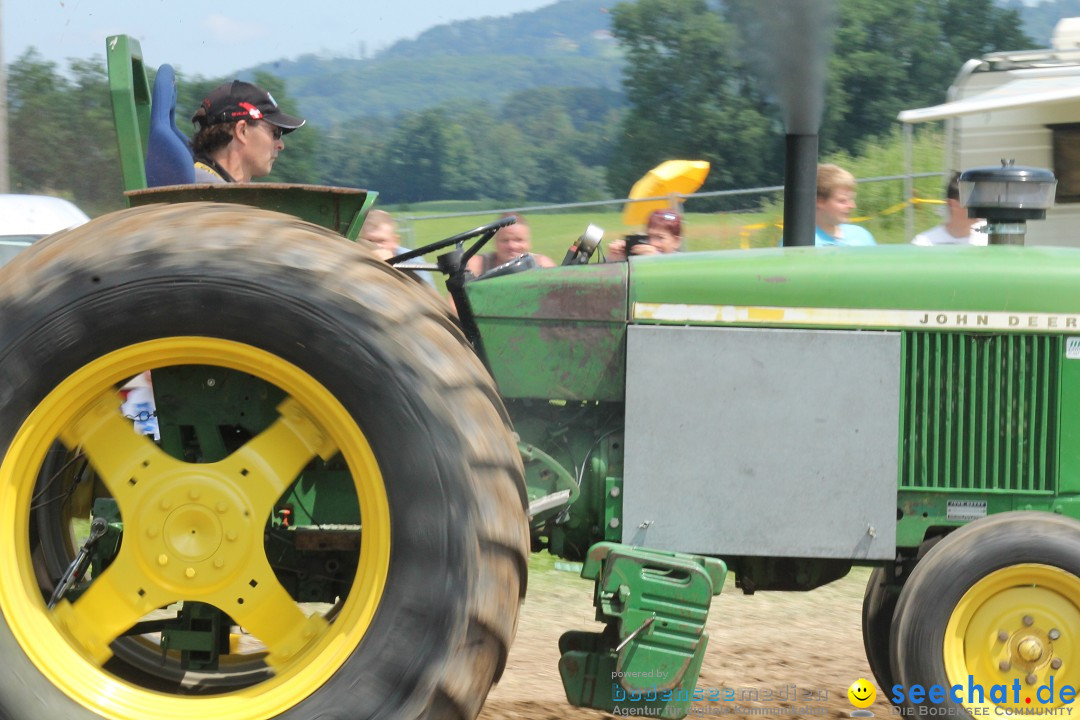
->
[106, 35, 152, 192]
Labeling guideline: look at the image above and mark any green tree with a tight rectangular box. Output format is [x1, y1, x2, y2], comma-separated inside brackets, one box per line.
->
[609, 0, 1033, 191]
[375, 108, 480, 203]
[529, 146, 609, 203]
[823, 0, 943, 153]
[499, 87, 624, 172]
[495, 92, 610, 202]
[66, 57, 125, 214]
[819, 0, 1032, 153]
[452, 105, 537, 202]
[607, 0, 776, 200]
[7, 50, 124, 215]
[941, 0, 1033, 64]
[316, 115, 388, 192]
[8, 50, 71, 195]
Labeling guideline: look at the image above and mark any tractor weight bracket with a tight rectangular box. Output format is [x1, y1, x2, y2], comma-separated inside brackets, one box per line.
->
[558, 542, 726, 719]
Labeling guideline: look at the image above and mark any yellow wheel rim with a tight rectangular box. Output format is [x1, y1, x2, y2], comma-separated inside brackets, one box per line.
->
[0, 337, 391, 720]
[945, 564, 1080, 715]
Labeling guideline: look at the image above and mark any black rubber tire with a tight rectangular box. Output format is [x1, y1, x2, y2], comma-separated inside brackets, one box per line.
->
[862, 537, 941, 700]
[0, 203, 529, 720]
[889, 512, 1080, 713]
[860, 566, 897, 695]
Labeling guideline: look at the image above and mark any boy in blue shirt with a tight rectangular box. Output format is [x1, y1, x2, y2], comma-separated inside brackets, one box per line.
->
[815, 164, 876, 246]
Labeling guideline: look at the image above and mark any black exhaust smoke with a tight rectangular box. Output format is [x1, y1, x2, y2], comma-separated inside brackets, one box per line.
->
[727, 0, 834, 246]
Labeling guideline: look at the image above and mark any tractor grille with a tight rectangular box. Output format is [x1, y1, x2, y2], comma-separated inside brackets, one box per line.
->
[901, 332, 1059, 493]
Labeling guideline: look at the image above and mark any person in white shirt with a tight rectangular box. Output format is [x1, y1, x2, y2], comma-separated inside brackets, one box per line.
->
[912, 172, 987, 246]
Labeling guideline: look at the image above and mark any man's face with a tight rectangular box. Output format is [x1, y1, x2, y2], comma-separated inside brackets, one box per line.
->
[494, 225, 531, 263]
[816, 188, 856, 227]
[243, 121, 284, 179]
[947, 197, 978, 225]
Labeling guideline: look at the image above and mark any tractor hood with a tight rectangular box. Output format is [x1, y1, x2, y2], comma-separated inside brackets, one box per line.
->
[467, 261, 629, 402]
[628, 244, 1080, 328]
[467, 245, 1080, 402]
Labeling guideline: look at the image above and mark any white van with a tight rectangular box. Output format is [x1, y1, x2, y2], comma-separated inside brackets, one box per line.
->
[0, 194, 90, 267]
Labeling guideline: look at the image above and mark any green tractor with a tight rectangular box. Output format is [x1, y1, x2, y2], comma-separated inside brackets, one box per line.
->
[0, 32, 1078, 720]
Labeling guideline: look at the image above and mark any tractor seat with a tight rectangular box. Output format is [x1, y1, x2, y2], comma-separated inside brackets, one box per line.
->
[145, 64, 195, 187]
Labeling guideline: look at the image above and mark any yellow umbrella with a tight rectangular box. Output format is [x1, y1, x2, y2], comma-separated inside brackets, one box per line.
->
[622, 160, 711, 226]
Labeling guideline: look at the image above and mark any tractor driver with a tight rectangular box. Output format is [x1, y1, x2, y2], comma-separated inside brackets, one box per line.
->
[191, 80, 305, 183]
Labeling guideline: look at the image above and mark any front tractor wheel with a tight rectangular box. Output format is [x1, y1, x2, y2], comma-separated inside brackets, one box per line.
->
[0, 203, 528, 720]
[861, 566, 898, 694]
[890, 512, 1080, 715]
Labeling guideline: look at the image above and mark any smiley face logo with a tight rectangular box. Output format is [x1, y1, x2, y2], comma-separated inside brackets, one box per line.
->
[848, 678, 876, 709]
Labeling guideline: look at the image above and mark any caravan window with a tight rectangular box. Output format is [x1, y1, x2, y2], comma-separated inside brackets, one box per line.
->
[1049, 123, 1080, 204]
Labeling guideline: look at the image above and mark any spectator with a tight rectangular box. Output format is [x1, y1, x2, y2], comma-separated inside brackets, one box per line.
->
[466, 215, 556, 276]
[606, 209, 683, 261]
[815, 164, 876, 246]
[359, 209, 434, 286]
[190, 80, 304, 183]
[912, 172, 987, 246]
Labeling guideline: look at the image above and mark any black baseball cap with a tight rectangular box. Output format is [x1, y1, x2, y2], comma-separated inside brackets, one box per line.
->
[192, 80, 305, 133]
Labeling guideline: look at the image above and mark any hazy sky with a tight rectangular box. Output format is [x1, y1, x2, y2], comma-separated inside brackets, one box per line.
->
[3, 0, 556, 77]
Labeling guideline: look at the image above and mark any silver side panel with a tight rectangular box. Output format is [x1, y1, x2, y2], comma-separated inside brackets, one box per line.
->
[622, 326, 899, 560]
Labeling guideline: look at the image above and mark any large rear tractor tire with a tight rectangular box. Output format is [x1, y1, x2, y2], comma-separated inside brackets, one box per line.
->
[0, 203, 529, 720]
[889, 512, 1080, 715]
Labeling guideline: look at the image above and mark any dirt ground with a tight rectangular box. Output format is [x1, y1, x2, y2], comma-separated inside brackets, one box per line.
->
[479, 561, 895, 720]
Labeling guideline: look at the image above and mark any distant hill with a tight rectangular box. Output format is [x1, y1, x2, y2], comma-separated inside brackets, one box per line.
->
[248, 0, 1072, 127]
[253, 0, 623, 126]
[380, 0, 618, 59]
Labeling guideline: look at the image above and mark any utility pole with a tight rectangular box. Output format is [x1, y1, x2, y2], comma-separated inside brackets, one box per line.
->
[0, 0, 9, 193]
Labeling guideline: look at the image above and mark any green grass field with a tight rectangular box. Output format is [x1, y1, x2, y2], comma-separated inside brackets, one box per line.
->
[390, 185, 946, 267]
[382, 126, 949, 264]
[380, 125, 949, 282]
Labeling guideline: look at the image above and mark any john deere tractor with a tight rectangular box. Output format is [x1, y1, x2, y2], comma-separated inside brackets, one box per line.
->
[0, 32, 1078, 720]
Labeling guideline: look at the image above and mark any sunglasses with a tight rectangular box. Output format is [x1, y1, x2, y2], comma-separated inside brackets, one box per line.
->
[263, 123, 283, 140]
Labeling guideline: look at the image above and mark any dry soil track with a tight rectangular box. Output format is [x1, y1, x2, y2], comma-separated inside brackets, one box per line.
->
[479, 562, 895, 720]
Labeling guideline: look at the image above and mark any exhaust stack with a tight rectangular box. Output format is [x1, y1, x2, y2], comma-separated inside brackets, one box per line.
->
[783, 134, 819, 247]
[730, 0, 833, 246]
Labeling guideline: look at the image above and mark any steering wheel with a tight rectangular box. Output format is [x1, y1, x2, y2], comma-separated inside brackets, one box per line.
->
[383, 216, 517, 351]
[385, 216, 516, 269]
